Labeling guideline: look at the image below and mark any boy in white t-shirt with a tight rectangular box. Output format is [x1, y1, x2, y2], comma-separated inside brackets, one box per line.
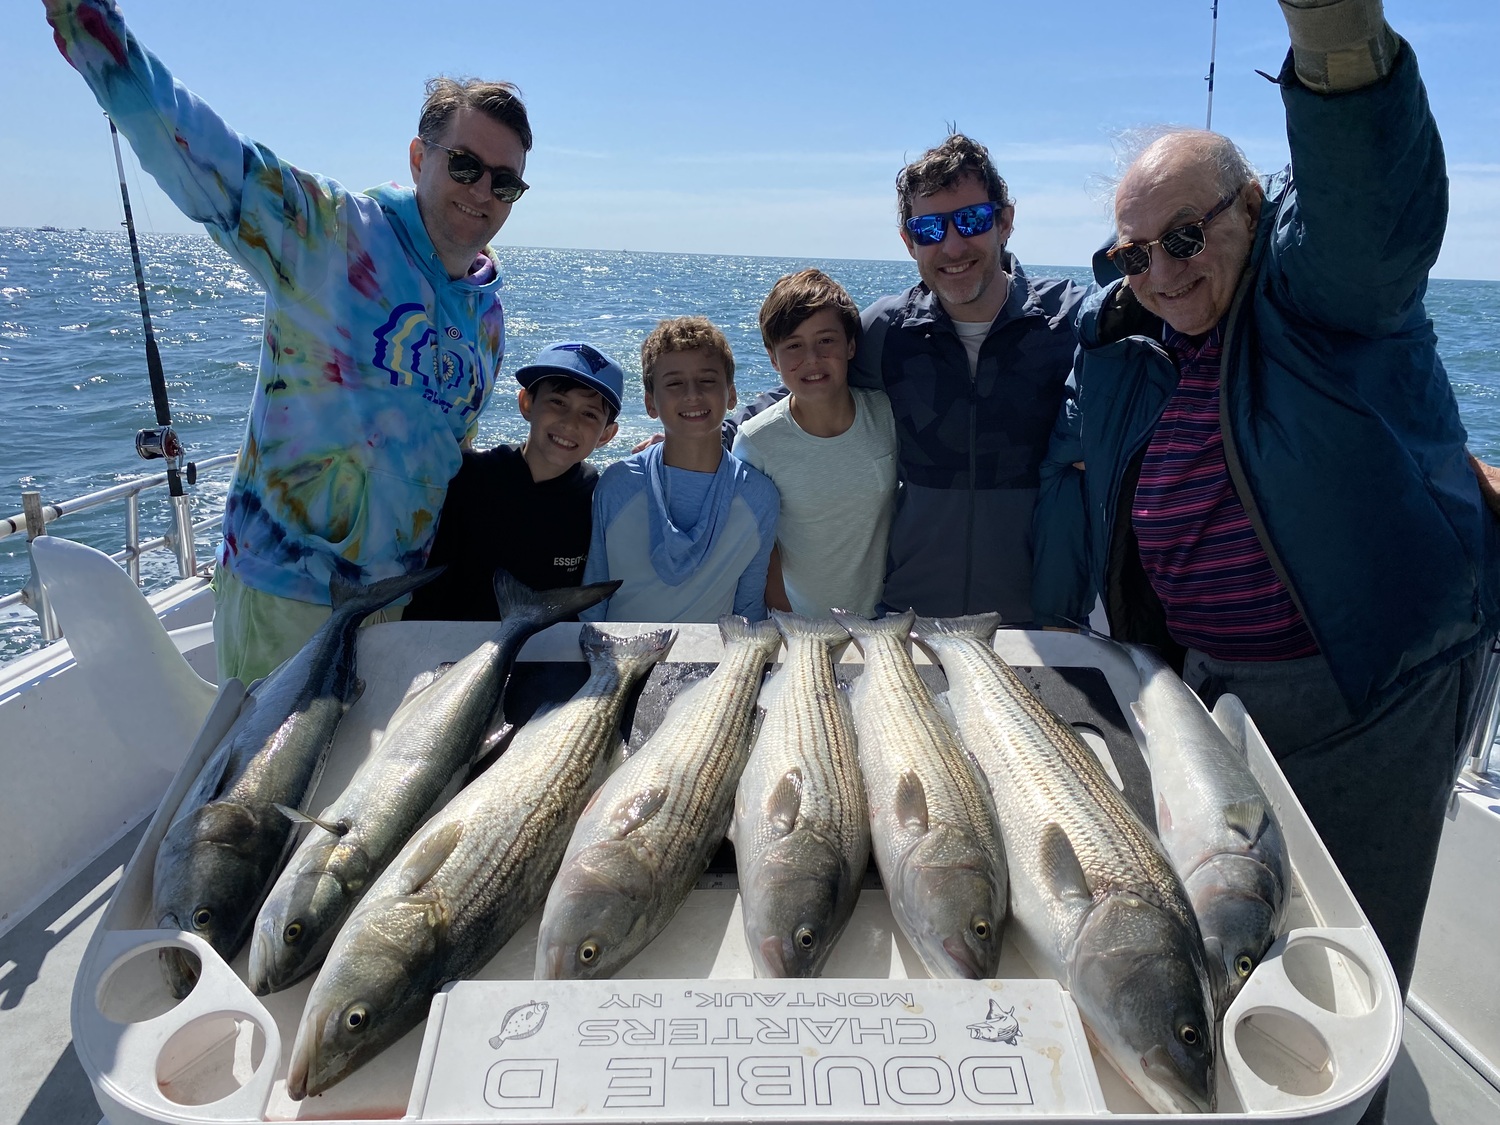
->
[732, 269, 898, 617]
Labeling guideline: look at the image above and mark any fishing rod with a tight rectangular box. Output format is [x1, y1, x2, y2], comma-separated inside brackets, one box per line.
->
[1205, 0, 1220, 130]
[107, 114, 198, 578]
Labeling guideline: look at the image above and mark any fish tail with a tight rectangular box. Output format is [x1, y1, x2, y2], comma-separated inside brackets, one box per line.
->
[771, 610, 850, 646]
[328, 566, 444, 617]
[581, 625, 676, 679]
[718, 614, 782, 655]
[492, 568, 622, 625]
[830, 608, 917, 644]
[911, 613, 1002, 644]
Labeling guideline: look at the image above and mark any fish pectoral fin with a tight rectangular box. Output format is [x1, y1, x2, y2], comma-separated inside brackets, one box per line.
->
[1039, 823, 1093, 905]
[273, 803, 348, 836]
[400, 820, 465, 892]
[1223, 798, 1270, 844]
[765, 769, 804, 837]
[894, 771, 930, 834]
[610, 786, 669, 838]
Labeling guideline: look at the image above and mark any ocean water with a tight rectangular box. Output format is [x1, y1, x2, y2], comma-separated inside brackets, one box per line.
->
[2, 226, 1498, 661]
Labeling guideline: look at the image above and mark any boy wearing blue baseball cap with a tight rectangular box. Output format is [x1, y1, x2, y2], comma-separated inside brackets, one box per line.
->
[405, 342, 624, 620]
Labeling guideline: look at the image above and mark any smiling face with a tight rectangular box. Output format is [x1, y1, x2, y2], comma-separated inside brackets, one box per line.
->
[1115, 139, 1261, 337]
[767, 307, 856, 407]
[518, 378, 618, 482]
[409, 107, 528, 278]
[643, 347, 736, 438]
[900, 174, 1014, 323]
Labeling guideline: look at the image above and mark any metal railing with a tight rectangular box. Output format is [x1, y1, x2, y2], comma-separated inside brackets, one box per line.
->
[0, 453, 238, 643]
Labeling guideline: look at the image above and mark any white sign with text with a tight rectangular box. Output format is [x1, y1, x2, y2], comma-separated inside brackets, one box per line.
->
[410, 978, 1106, 1120]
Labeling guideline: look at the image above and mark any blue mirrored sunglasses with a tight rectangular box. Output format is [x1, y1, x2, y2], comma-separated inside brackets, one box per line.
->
[904, 201, 1001, 247]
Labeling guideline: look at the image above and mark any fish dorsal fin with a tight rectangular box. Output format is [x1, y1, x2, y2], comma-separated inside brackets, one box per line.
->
[273, 803, 347, 836]
[1039, 823, 1092, 905]
[987, 998, 1005, 1019]
[766, 769, 804, 837]
[894, 771, 930, 833]
[611, 787, 668, 838]
[1211, 693, 1251, 758]
[401, 820, 465, 893]
[1223, 798, 1269, 844]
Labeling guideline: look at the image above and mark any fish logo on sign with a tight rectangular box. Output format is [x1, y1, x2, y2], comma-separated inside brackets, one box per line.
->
[488, 1000, 549, 1049]
[967, 999, 1022, 1045]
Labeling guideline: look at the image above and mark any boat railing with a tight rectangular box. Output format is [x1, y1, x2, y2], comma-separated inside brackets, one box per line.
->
[0, 452, 239, 643]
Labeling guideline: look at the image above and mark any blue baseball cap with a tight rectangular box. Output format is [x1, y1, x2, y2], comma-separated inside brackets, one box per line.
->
[514, 342, 625, 417]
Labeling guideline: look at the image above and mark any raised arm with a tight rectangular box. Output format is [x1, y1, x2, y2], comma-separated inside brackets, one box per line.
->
[44, 0, 348, 291]
[1272, 0, 1446, 336]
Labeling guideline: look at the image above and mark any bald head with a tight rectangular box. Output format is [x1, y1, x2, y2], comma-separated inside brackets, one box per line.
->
[1112, 130, 1263, 337]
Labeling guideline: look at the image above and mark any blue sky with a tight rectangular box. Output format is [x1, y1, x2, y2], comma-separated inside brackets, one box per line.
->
[4, 0, 1497, 278]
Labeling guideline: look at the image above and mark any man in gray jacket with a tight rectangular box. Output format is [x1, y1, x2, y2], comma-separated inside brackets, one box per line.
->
[849, 134, 1087, 620]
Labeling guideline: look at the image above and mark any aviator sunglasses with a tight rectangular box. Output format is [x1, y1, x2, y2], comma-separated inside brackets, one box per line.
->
[1106, 190, 1240, 276]
[424, 141, 529, 203]
[904, 201, 1003, 247]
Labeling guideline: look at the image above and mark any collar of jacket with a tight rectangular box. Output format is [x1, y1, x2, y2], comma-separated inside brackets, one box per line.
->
[897, 252, 1046, 334]
[363, 182, 506, 295]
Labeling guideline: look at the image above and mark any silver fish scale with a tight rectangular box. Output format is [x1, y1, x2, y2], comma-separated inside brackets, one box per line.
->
[924, 634, 1195, 949]
[735, 631, 865, 870]
[347, 630, 667, 975]
[852, 629, 998, 846]
[557, 619, 781, 937]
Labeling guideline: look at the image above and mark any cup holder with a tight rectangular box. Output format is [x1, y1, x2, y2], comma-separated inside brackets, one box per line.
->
[1233, 1008, 1334, 1097]
[96, 944, 201, 1024]
[156, 1013, 268, 1107]
[1279, 936, 1376, 1016]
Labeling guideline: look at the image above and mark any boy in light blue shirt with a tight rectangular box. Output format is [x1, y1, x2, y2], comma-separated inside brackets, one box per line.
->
[582, 317, 778, 622]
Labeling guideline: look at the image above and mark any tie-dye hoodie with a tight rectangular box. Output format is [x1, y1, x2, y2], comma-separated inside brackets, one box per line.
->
[46, 0, 506, 603]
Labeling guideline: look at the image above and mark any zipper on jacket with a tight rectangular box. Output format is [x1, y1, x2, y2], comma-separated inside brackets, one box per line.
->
[1215, 239, 1319, 643]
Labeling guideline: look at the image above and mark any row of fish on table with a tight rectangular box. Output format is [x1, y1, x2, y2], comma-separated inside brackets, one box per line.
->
[146, 566, 1291, 1112]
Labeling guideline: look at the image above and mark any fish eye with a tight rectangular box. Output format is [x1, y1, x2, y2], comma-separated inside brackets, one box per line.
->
[191, 907, 213, 929]
[795, 927, 817, 950]
[973, 918, 992, 940]
[345, 1005, 368, 1032]
[1178, 1023, 1202, 1048]
[1235, 954, 1255, 978]
[283, 921, 303, 944]
[578, 940, 601, 964]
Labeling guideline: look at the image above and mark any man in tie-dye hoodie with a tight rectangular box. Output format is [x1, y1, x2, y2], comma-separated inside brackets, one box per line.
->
[43, 0, 531, 682]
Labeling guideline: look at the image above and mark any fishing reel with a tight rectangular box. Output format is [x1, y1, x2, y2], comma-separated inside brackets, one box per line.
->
[135, 425, 182, 462]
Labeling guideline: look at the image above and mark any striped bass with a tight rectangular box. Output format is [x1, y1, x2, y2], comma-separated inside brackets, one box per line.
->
[285, 625, 674, 1099]
[152, 568, 437, 998]
[914, 614, 1216, 1114]
[832, 609, 1007, 980]
[536, 615, 780, 980]
[248, 570, 618, 995]
[733, 612, 869, 977]
[1126, 644, 1291, 1015]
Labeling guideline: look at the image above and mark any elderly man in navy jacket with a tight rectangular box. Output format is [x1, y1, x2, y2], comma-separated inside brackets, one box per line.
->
[1034, 3, 1499, 1105]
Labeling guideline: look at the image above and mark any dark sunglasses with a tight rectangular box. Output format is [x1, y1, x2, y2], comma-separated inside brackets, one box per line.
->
[1107, 191, 1240, 276]
[904, 201, 1002, 247]
[424, 141, 529, 203]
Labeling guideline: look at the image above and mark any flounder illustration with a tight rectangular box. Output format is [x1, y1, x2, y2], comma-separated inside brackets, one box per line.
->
[489, 1000, 550, 1048]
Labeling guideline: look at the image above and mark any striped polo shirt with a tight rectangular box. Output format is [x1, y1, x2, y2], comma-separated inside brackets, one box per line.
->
[1131, 326, 1318, 661]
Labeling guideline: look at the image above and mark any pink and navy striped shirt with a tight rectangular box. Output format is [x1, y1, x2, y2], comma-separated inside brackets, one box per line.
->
[1132, 327, 1318, 661]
